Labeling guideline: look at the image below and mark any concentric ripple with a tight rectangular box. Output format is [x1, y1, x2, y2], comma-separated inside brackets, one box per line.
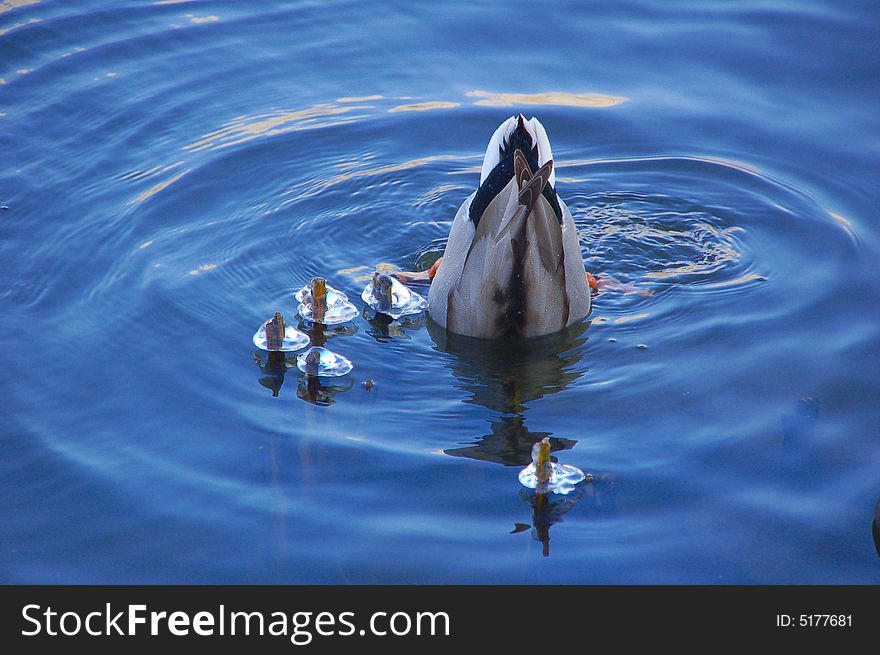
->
[2, 0, 877, 585]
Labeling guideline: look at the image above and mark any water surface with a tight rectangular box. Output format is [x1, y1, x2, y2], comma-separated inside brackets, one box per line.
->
[2, 0, 879, 583]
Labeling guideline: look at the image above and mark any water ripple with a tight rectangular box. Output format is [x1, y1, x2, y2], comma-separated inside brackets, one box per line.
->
[3, 0, 878, 584]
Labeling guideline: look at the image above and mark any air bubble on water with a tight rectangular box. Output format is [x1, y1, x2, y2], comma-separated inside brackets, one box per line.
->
[294, 281, 358, 325]
[361, 272, 428, 319]
[296, 346, 353, 377]
[252, 321, 310, 352]
[518, 440, 587, 495]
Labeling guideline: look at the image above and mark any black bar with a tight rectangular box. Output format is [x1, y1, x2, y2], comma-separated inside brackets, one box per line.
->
[1, 585, 875, 651]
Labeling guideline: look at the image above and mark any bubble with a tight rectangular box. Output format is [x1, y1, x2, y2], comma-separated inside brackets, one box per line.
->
[294, 278, 358, 325]
[361, 272, 428, 319]
[252, 314, 310, 352]
[518, 438, 587, 495]
[296, 346, 353, 377]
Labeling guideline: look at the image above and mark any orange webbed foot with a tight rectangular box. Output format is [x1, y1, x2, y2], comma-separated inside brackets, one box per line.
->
[586, 271, 598, 292]
[586, 271, 653, 297]
[394, 257, 442, 285]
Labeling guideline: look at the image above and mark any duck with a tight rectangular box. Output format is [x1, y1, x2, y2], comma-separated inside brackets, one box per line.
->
[425, 115, 594, 339]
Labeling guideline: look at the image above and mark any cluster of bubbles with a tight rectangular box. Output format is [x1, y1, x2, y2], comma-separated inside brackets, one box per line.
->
[252, 273, 428, 377]
[252, 273, 585, 498]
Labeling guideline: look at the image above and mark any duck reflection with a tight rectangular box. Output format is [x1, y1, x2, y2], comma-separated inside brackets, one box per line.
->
[253, 350, 294, 397]
[361, 306, 426, 341]
[513, 475, 617, 556]
[296, 374, 354, 406]
[296, 318, 358, 346]
[513, 487, 585, 557]
[428, 319, 588, 466]
[447, 415, 576, 466]
[428, 319, 594, 555]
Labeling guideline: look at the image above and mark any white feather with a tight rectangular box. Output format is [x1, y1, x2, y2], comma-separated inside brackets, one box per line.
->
[527, 117, 555, 187]
[478, 115, 556, 188]
[479, 116, 517, 184]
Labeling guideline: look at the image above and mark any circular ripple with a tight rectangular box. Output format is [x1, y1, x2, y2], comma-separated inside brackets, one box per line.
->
[578, 190, 749, 285]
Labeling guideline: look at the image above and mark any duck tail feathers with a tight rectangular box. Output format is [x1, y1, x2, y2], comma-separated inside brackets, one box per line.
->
[517, 158, 553, 213]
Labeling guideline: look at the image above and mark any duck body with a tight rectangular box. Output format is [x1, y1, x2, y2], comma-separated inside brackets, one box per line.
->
[428, 116, 591, 339]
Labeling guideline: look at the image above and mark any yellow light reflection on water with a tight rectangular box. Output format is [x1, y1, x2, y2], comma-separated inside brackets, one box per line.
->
[280, 154, 470, 206]
[337, 95, 383, 102]
[614, 312, 650, 324]
[466, 90, 626, 108]
[702, 273, 766, 289]
[337, 263, 400, 282]
[389, 101, 460, 113]
[187, 14, 218, 23]
[0, 16, 39, 36]
[184, 104, 371, 153]
[0, 1, 40, 16]
[130, 170, 187, 204]
[828, 211, 858, 240]
[189, 263, 217, 276]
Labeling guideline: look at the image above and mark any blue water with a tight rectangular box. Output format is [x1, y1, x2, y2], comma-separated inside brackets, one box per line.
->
[2, 0, 879, 583]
